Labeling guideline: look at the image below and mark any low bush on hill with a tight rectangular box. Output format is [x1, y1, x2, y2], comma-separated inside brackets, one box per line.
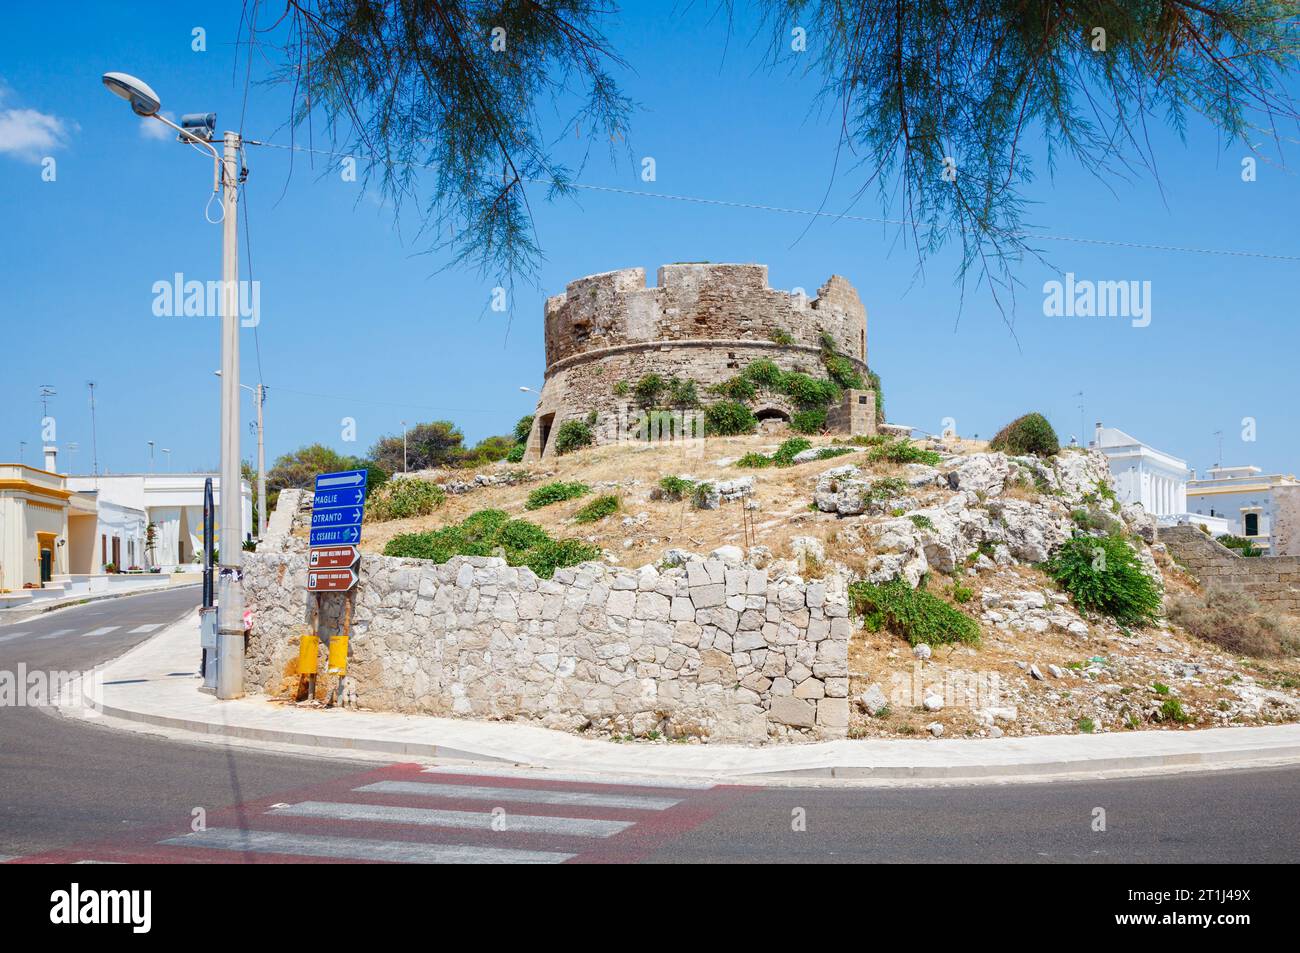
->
[704, 400, 757, 436]
[988, 412, 1059, 457]
[365, 479, 446, 522]
[525, 481, 590, 510]
[383, 508, 599, 579]
[867, 439, 942, 466]
[1045, 534, 1162, 627]
[553, 418, 595, 455]
[1167, 585, 1300, 657]
[849, 579, 981, 646]
[572, 494, 620, 523]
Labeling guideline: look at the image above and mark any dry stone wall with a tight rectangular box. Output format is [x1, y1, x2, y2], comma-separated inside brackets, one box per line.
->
[1158, 524, 1300, 612]
[243, 551, 851, 743]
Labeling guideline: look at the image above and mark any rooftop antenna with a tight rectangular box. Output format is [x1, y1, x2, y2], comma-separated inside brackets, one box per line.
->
[39, 384, 56, 417]
[66, 442, 79, 473]
[87, 381, 100, 485]
[1213, 430, 1223, 469]
[19, 440, 26, 465]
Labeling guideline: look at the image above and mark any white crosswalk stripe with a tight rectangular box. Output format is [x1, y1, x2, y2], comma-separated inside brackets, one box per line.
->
[0, 632, 27, 643]
[36, 629, 74, 640]
[357, 779, 684, 811]
[272, 800, 633, 837]
[81, 627, 119, 638]
[127, 624, 164, 634]
[420, 765, 717, 790]
[163, 827, 572, 864]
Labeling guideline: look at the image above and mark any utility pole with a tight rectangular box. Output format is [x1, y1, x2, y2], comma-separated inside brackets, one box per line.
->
[402, 420, 408, 474]
[216, 129, 245, 700]
[255, 383, 267, 538]
[1213, 430, 1224, 468]
[18, 441, 26, 465]
[87, 381, 99, 484]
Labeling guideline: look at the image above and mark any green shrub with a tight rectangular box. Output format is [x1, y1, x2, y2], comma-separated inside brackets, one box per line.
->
[1218, 534, 1263, 557]
[460, 508, 510, 545]
[736, 452, 773, 468]
[365, 479, 446, 522]
[814, 447, 854, 461]
[711, 376, 757, 402]
[512, 415, 535, 444]
[633, 374, 665, 407]
[1166, 585, 1300, 657]
[772, 437, 813, 466]
[950, 581, 973, 603]
[519, 538, 602, 579]
[613, 379, 630, 397]
[525, 480, 590, 510]
[1158, 698, 1192, 724]
[553, 418, 595, 455]
[498, 518, 551, 551]
[743, 359, 785, 389]
[782, 372, 840, 408]
[791, 408, 827, 434]
[849, 580, 981, 647]
[691, 482, 715, 509]
[909, 514, 935, 530]
[868, 439, 942, 466]
[666, 377, 699, 408]
[505, 443, 525, 463]
[989, 412, 1059, 457]
[383, 508, 598, 579]
[656, 475, 696, 500]
[704, 400, 757, 436]
[768, 329, 795, 346]
[573, 494, 620, 523]
[1045, 534, 1162, 627]
[1077, 717, 1096, 733]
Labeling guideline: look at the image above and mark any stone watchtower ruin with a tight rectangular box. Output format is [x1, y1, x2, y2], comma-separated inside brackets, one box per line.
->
[523, 263, 876, 459]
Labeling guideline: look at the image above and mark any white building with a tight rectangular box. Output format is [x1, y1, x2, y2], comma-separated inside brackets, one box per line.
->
[1091, 422, 1190, 518]
[1186, 465, 1300, 555]
[66, 472, 253, 570]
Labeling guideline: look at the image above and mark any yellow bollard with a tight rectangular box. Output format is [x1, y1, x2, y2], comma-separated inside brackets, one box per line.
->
[327, 635, 349, 674]
[297, 634, 319, 675]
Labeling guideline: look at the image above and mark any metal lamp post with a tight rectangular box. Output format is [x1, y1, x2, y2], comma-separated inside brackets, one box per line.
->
[103, 71, 245, 698]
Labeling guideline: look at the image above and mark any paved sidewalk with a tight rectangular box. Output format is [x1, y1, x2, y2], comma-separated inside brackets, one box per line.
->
[64, 616, 1300, 784]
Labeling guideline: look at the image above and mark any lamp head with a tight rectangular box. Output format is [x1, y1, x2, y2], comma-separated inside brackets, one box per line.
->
[102, 71, 162, 117]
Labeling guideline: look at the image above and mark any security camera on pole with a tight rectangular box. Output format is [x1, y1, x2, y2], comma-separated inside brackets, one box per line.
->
[102, 71, 246, 698]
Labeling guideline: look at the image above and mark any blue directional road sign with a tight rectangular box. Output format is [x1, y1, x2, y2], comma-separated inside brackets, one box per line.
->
[309, 469, 368, 548]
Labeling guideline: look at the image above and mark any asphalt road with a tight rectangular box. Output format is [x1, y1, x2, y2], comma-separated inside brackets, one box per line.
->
[1, 588, 1297, 863]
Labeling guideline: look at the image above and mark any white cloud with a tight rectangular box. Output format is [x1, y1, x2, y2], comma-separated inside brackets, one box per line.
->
[0, 107, 72, 162]
[0, 79, 74, 162]
[140, 111, 176, 141]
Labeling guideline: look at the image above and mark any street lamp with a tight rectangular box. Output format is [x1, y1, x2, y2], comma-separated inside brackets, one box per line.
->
[105, 70, 245, 698]
[147, 440, 154, 472]
[162, 448, 172, 472]
[215, 370, 267, 538]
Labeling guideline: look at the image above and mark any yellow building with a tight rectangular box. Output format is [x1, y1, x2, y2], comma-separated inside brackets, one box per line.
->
[0, 462, 74, 590]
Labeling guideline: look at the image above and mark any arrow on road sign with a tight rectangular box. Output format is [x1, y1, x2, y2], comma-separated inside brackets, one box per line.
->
[307, 567, 358, 592]
[315, 470, 367, 489]
[310, 506, 364, 528]
[309, 525, 361, 546]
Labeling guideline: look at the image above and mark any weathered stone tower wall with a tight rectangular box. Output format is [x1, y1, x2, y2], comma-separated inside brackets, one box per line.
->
[525, 263, 871, 458]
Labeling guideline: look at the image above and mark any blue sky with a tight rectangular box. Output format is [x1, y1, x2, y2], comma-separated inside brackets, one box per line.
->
[2, 1, 1297, 479]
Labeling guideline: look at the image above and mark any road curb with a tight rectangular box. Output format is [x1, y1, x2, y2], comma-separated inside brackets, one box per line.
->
[78, 678, 1300, 783]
